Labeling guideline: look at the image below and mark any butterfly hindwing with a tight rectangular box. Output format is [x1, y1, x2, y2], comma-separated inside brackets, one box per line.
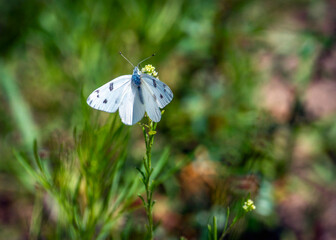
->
[141, 81, 161, 122]
[141, 74, 173, 108]
[87, 75, 131, 113]
[118, 83, 145, 125]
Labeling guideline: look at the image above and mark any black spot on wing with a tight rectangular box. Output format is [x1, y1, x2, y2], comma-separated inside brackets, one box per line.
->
[103, 99, 108, 104]
[160, 94, 163, 99]
[109, 83, 113, 91]
[152, 79, 157, 88]
[90, 100, 93, 105]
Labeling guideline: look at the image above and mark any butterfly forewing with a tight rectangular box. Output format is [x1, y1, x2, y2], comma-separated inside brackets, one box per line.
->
[119, 84, 145, 125]
[87, 75, 131, 113]
[141, 74, 173, 108]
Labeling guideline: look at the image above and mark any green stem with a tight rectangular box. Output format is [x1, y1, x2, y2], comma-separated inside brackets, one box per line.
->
[141, 118, 157, 240]
[219, 212, 245, 240]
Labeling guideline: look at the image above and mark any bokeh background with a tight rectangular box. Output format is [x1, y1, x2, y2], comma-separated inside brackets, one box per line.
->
[1, 0, 336, 239]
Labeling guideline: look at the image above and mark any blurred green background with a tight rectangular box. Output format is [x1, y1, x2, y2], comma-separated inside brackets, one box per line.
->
[1, 0, 336, 239]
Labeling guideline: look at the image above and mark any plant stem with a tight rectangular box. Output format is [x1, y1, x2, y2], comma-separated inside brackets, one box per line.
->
[141, 118, 157, 240]
[219, 212, 244, 240]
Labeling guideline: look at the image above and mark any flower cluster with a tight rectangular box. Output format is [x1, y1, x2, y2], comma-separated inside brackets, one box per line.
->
[141, 64, 158, 77]
[243, 199, 256, 212]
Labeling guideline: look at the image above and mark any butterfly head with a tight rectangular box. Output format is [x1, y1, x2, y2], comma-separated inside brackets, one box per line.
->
[119, 52, 156, 86]
[133, 66, 141, 75]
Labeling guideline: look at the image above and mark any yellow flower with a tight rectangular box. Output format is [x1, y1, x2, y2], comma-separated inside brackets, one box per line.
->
[243, 199, 256, 212]
[141, 64, 158, 77]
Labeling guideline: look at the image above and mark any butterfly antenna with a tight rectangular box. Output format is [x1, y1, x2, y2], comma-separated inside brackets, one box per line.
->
[119, 52, 135, 67]
[137, 53, 156, 67]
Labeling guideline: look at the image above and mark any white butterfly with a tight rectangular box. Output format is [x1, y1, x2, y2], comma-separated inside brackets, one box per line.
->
[87, 53, 173, 125]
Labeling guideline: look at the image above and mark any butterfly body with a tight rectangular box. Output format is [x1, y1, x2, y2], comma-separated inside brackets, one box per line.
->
[131, 67, 141, 86]
[87, 65, 173, 125]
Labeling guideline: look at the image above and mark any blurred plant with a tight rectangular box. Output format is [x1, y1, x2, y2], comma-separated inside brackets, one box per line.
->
[208, 196, 256, 240]
[14, 115, 142, 239]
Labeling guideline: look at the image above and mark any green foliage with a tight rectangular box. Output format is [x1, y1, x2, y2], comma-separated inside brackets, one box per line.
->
[15, 116, 141, 239]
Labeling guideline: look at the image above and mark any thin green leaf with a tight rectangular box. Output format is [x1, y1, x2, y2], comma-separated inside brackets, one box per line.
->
[224, 207, 230, 232]
[138, 194, 146, 207]
[213, 216, 217, 240]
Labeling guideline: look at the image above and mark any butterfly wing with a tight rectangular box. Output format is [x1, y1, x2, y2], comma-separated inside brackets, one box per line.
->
[87, 72, 172, 125]
[141, 74, 173, 108]
[87, 75, 131, 113]
[118, 83, 145, 125]
[141, 81, 162, 122]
